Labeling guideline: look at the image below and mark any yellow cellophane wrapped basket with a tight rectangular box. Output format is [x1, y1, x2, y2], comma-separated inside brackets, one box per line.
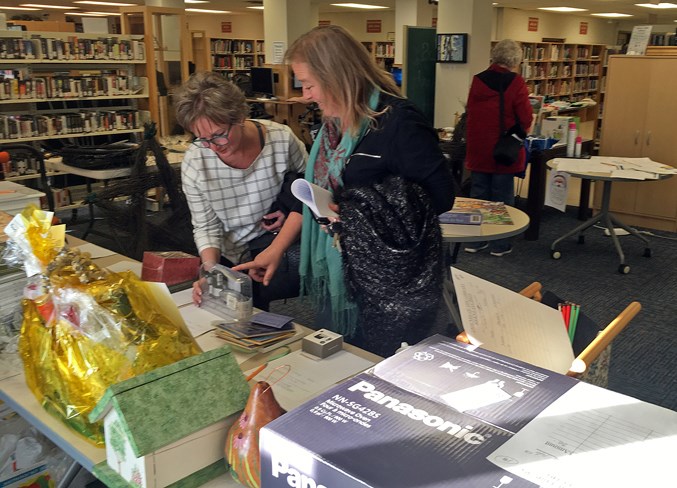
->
[8, 207, 201, 445]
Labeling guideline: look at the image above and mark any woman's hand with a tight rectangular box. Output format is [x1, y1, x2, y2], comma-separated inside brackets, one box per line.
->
[321, 202, 341, 235]
[233, 246, 284, 286]
[261, 210, 285, 232]
[192, 278, 205, 306]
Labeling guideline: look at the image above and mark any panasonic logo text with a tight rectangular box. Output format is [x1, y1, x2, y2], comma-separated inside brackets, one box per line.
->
[271, 454, 327, 488]
[348, 380, 487, 444]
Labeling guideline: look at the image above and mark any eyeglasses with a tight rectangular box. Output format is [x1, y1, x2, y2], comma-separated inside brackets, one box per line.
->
[191, 123, 234, 148]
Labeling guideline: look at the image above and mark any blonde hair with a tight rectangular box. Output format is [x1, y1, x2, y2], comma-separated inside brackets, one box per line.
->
[173, 71, 249, 132]
[285, 25, 400, 134]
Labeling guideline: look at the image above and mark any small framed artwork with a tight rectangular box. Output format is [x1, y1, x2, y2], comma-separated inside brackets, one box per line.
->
[437, 33, 468, 63]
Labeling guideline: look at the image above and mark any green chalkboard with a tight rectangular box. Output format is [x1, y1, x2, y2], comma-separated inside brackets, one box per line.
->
[403, 26, 436, 124]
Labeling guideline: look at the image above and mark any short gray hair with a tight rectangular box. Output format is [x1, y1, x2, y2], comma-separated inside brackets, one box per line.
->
[173, 72, 249, 132]
[491, 39, 523, 69]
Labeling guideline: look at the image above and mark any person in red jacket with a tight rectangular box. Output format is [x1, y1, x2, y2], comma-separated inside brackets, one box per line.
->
[465, 39, 533, 256]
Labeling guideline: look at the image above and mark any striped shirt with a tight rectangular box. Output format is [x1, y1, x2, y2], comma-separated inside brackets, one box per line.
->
[181, 119, 307, 264]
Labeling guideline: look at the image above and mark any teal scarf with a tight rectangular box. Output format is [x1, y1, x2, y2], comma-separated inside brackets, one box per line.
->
[299, 90, 380, 337]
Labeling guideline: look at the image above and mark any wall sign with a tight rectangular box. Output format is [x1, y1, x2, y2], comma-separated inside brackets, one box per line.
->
[579, 22, 588, 35]
[528, 17, 539, 32]
[221, 21, 231, 33]
[366, 19, 382, 33]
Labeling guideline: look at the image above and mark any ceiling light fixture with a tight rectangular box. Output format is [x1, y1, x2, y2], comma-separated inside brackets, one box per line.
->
[184, 0, 209, 3]
[330, 3, 389, 9]
[85, 10, 122, 15]
[591, 13, 633, 18]
[0, 6, 42, 10]
[73, 1, 136, 5]
[185, 8, 231, 13]
[67, 12, 108, 16]
[20, 4, 79, 9]
[635, 3, 677, 8]
[247, 6, 264, 9]
[538, 7, 588, 12]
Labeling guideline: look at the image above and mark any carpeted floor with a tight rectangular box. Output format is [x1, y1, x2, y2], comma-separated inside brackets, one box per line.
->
[64, 202, 677, 412]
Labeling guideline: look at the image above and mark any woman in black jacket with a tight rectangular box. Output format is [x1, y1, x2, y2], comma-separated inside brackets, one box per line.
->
[236, 25, 454, 357]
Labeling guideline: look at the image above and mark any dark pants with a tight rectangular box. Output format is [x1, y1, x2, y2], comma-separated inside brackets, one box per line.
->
[221, 236, 301, 311]
[470, 171, 515, 252]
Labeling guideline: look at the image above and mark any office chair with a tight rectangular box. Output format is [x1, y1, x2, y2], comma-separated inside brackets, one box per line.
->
[457, 281, 641, 386]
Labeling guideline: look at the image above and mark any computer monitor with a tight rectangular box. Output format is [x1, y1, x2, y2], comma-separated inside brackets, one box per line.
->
[390, 67, 402, 87]
[250, 66, 275, 98]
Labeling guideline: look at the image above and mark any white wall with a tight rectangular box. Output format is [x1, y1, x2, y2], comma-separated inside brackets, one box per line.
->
[186, 13, 264, 39]
[319, 11, 397, 42]
[498, 8, 617, 45]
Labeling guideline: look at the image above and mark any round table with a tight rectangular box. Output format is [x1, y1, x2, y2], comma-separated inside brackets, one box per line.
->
[547, 160, 672, 274]
[441, 199, 530, 328]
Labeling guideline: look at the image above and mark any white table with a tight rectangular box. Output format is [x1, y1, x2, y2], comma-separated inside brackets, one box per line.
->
[0, 180, 45, 215]
[547, 161, 672, 274]
[0, 236, 381, 487]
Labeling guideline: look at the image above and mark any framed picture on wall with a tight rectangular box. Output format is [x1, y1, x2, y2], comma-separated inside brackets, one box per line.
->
[436, 33, 468, 63]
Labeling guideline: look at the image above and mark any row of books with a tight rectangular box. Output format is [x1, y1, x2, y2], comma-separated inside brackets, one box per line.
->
[0, 74, 142, 101]
[0, 36, 145, 61]
[210, 39, 259, 54]
[0, 110, 142, 140]
[212, 56, 258, 67]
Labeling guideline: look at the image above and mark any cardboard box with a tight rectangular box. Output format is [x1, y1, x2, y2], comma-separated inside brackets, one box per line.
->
[141, 251, 200, 286]
[260, 335, 578, 488]
[90, 345, 251, 488]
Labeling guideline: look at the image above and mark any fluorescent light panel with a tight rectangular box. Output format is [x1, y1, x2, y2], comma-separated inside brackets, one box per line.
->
[331, 3, 389, 9]
[186, 8, 231, 13]
[591, 12, 633, 18]
[67, 12, 107, 16]
[247, 5, 265, 9]
[538, 7, 588, 12]
[73, 1, 136, 5]
[20, 3, 79, 8]
[0, 6, 42, 9]
[635, 3, 677, 8]
[184, 0, 209, 3]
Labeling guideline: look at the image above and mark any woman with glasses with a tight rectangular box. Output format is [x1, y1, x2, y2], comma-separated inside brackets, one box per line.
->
[235, 26, 454, 357]
[174, 71, 308, 310]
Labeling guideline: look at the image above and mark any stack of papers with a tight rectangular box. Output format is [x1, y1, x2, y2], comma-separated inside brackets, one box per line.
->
[215, 311, 298, 351]
[552, 156, 677, 180]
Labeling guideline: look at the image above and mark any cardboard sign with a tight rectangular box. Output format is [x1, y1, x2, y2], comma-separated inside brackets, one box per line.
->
[528, 17, 539, 32]
[366, 19, 382, 33]
[221, 21, 231, 33]
[580, 21, 588, 35]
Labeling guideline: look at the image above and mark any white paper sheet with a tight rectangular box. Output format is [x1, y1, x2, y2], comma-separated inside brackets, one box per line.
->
[488, 382, 677, 487]
[171, 288, 194, 308]
[177, 304, 221, 337]
[105, 260, 143, 276]
[451, 267, 575, 373]
[544, 170, 570, 212]
[250, 349, 375, 411]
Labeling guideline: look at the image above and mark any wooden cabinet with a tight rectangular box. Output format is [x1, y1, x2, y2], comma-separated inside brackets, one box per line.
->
[597, 55, 677, 231]
[209, 37, 265, 78]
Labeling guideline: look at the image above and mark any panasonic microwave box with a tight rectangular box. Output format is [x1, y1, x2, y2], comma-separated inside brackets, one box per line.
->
[260, 335, 579, 488]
